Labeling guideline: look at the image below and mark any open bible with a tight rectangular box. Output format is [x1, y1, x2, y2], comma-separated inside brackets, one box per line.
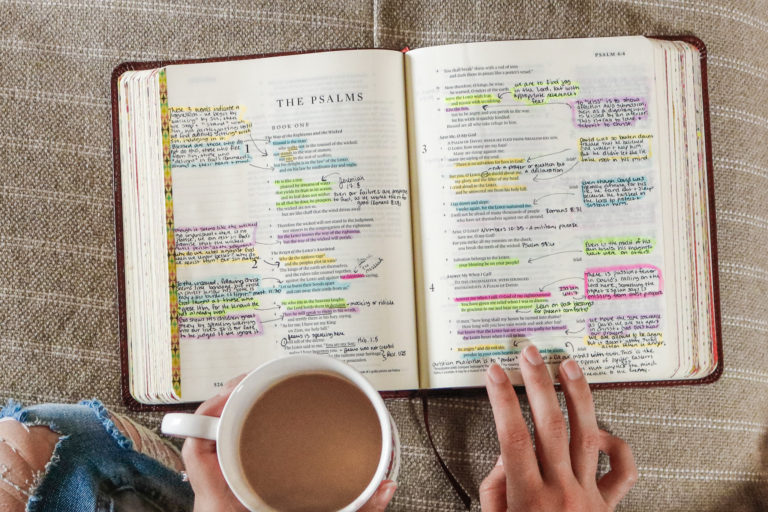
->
[112, 35, 721, 406]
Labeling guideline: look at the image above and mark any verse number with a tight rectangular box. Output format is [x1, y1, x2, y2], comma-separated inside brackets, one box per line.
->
[421, 144, 427, 154]
[430, 283, 435, 292]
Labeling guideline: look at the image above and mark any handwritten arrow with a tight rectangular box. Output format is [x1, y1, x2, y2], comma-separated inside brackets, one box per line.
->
[253, 239, 280, 246]
[481, 102, 521, 110]
[497, 91, 511, 99]
[532, 161, 579, 182]
[539, 276, 581, 292]
[259, 277, 283, 284]
[533, 192, 575, 205]
[565, 327, 585, 335]
[528, 251, 581, 264]
[247, 134, 268, 157]
[256, 259, 280, 268]
[255, 305, 281, 311]
[527, 148, 571, 162]
[261, 314, 284, 324]
[564, 341, 575, 353]
[321, 172, 340, 182]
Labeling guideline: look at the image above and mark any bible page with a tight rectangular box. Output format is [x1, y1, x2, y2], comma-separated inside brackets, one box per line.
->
[164, 50, 418, 400]
[406, 37, 679, 388]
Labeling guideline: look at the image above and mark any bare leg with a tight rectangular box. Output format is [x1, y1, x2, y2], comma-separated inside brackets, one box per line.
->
[108, 411, 184, 472]
[0, 408, 184, 512]
[0, 419, 59, 512]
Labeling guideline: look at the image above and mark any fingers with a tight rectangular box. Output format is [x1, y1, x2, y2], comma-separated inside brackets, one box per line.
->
[559, 358, 600, 484]
[485, 362, 541, 491]
[358, 480, 396, 512]
[596, 430, 638, 508]
[182, 435, 217, 462]
[479, 455, 507, 512]
[519, 345, 571, 479]
[184, 374, 248, 463]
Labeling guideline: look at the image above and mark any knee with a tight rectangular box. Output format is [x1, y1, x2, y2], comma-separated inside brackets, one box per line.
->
[0, 418, 59, 512]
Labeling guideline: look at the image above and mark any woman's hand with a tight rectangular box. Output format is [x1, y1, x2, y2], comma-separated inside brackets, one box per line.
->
[480, 345, 638, 511]
[181, 374, 396, 512]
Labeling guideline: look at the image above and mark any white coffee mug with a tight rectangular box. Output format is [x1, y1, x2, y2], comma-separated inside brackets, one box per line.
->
[161, 354, 400, 512]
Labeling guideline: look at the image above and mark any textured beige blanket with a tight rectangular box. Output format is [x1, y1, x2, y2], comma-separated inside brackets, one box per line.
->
[1, 1, 766, 509]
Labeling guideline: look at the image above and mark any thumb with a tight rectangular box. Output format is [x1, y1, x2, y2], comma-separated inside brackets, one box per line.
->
[195, 373, 248, 417]
[596, 430, 638, 509]
[358, 480, 397, 511]
[479, 455, 507, 511]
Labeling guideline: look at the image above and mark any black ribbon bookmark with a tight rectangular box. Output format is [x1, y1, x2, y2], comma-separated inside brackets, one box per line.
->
[420, 394, 472, 510]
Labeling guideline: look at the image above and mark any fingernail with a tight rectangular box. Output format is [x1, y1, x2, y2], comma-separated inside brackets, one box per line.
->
[562, 359, 582, 380]
[495, 454, 504, 467]
[523, 345, 544, 366]
[380, 481, 397, 503]
[219, 374, 247, 395]
[487, 363, 508, 384]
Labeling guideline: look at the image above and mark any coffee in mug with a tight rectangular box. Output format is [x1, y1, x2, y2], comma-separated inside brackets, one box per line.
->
[238, 372, 382, 511]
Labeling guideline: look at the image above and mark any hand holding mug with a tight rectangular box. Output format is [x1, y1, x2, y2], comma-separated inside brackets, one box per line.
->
[181, 374, 397, 512]
[164, 355, 400, 512]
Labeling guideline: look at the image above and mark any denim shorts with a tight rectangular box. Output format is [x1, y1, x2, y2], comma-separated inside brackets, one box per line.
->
[0, 400, 194, 512]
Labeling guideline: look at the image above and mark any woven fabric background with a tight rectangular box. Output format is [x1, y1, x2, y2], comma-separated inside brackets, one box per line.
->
[1, 1, 766, 510]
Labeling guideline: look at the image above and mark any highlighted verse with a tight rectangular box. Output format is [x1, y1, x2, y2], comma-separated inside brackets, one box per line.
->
[175, 223, 258, 266]
[282, 298, 358, 317]
[177, 275, 274, 340]
[450, 170, 524, 194]
[445, 94, 500, 107]
[587, 314, 661, 335]
[585, 264, 663, 300]
[582, 176, 649, 207]
[585, 314, 663, 348]
[170, 106, 253, 168]
[579, 134, 652, 161]
[585, 332, 663, 348]
[584, 237, 655, 256]
[512, 79, 579, 105]
[573, 97, 648, 128]
[171, 105, 251, 142]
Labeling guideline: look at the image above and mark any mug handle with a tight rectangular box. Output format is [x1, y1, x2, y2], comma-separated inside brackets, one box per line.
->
[161, 413, 219, 440]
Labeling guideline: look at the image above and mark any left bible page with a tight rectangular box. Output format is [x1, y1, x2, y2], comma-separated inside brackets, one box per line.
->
[163, 50, 418, 401]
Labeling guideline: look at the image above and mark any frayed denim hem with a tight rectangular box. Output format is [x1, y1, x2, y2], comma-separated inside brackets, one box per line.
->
[78, 399, 133, 451]
[25, 445, 64, 512]
[0, 399, 60, 434]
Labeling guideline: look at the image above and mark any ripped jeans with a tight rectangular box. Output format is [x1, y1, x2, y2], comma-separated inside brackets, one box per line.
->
[0, 400, 194, 512]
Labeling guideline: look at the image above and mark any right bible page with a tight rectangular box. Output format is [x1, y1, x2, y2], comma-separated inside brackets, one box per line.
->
[406, 36, 680, 388]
